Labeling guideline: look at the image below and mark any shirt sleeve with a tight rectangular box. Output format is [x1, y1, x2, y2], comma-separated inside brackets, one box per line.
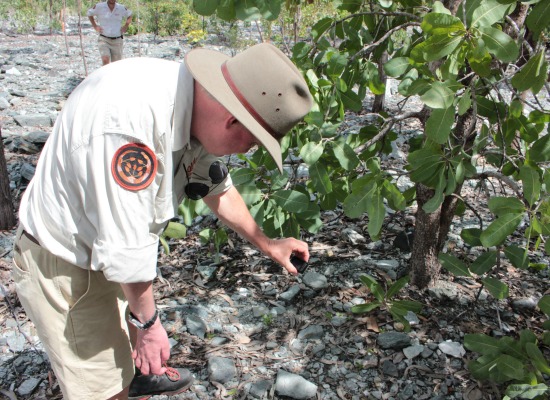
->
[74, 133, 166, 283]
[87, 5, 97, 17]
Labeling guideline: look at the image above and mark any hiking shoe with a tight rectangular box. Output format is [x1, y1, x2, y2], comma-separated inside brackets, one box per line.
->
[128, 366, 193, 399]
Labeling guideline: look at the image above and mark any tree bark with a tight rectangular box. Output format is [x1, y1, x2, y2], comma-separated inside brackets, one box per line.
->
[372, 50, 388, 113]
[411, 106, 477, 288]
[0, 128, 17, 229]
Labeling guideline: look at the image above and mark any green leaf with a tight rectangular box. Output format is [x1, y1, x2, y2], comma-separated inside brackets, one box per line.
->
[505, 384, 549, 400]
[237, 182, 263, 205]
[309, 162, 332, 195]
[327, 52, 348, 78]
[525, 342, 550, 374]
[426, 107, 455, 144]
[461, 228, 483, 246]
[331, 139, 360, 171]
[464, 333, 501, 355]
[392, 300, 423, 313]
[482, 277, 509, 299]
[495, 354, 525, 380]
[384, 57, 411, 77]
[422, 169, 446, 213]
[256, 0, 281, 20]
[422, 12, 465, 34]
[539, 295, 550, 316]
[163, 221, 187, 239]
[480, 213, 523, 247]
[193, 0, 219, 16]
[526, 0, 550, 36]
[382, 180, 406, 211]
[360, 274, 385, 302]
[366, 186, 386, 239]
[511, 51, 548, 94]
[351, 301, 382, 314]
[528, 134, 550, 163]
[339, 87, 363, 112]
[439, 253, 471, 276]
[300, 141, 324, 165]
[478, 26, 519, 63]
[231, 168, 256, 185]
[420, 82, 455, 109]
[216, 0, 236, 20]
[235, 1, 262, 21]
[343, 179, 376, 219]
[519, 165, 541, 207]
[504, 245, 529, 269]
[471, 0, 516, 28]
[470, 250, 497, 275]
[159, 236, 169, 255]
[386, 275, 410, 299]
[422, 34, 464, 62]
[311, 17, 333, 41]
[488, 197, 525, 216]
[272, 189, 310, 213]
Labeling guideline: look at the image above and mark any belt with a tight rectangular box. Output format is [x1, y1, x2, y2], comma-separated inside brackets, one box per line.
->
[100, 34, 123, 39]
[22, 230, 40, 246]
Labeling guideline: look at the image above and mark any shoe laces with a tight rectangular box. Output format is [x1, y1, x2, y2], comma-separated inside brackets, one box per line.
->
[164, 365, 180, 382]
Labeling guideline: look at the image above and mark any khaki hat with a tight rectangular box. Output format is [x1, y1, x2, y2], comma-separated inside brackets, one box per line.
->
[185, 43, 313, 172]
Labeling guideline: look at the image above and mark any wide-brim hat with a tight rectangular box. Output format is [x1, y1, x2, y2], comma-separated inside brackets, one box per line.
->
[185, 43, 313, 172]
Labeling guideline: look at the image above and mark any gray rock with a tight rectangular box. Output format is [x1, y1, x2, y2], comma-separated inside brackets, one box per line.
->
[275, 369, 318, 399]
[342, 228, 366, 245]
[208, 356, 236, 384]
[185, 314, 207, 339]
[298, 325, 324, 340]
[279, 284, 300, 302]
[377, 332, 411, 349]
[403, 344, 424, 359]
[381, 360, 399, 377]
[17, 377, 41, 396]
[428, 280, 460, 300]
[512, 296, 538, 311]
[302, 271, 328, 289]
[438, 341, 465, 358]
[13, 114, 55, 127]
[249, 379, 273, 399]
[0, 97, 10, 110]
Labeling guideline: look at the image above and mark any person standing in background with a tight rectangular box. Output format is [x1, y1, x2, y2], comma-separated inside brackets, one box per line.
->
[88, 0, 132, 66]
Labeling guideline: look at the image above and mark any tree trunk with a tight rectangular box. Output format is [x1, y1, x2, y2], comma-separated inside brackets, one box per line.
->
[372, 51, 388, 113]
[0, 128, 16, 229]
[411, 109, 477, 288]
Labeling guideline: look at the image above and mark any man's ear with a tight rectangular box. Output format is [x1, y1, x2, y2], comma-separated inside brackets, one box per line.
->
[225, 115, 240, 129]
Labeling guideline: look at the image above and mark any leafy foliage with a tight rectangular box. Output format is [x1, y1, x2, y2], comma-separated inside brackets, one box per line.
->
[351, 274, 423, 331]
[464, 296, 550, 399]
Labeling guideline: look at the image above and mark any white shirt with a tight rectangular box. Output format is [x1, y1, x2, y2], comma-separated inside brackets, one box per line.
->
[19, 58, 232, 283]
[87, 2, 132, 38]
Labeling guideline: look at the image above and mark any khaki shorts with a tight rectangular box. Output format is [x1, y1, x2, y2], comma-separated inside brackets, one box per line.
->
[98, 35, 124, 62]
[12, 227, 134, 400]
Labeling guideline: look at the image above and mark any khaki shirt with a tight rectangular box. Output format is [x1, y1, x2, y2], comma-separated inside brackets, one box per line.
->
[19, 58, 232, 283]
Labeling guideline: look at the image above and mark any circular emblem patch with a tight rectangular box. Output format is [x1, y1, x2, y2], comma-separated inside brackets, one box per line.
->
[111, 143, 157, 191]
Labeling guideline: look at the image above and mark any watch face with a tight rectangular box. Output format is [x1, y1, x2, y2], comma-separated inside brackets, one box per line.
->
[129, 310, 158, 330]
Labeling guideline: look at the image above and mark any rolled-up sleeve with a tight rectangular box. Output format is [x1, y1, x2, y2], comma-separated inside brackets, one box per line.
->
[74, 132, 167, 283]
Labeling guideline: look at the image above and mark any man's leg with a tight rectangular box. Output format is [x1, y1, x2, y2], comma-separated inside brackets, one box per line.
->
[98, 36, 112, 65]
[12, 229, 135, 399]
[110, 38, 124, 62]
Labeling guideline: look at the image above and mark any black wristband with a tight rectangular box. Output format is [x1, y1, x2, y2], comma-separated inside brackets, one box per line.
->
[128, 309, 158, 330]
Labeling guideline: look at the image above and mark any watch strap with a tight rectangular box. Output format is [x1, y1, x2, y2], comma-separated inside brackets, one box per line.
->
[129, 309, 158, 330]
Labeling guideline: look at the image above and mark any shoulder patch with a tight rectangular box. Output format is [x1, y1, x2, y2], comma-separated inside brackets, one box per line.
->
[111, 143, 157, 191]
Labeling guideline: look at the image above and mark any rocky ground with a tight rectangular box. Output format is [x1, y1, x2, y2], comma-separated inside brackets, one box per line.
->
[0, 20, 549, 400]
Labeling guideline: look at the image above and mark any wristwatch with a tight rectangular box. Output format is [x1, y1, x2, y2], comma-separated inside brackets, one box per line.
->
[128, 309, 158, 330]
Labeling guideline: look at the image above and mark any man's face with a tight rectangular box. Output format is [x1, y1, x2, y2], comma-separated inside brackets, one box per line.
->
[209, 123, 259, 157]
